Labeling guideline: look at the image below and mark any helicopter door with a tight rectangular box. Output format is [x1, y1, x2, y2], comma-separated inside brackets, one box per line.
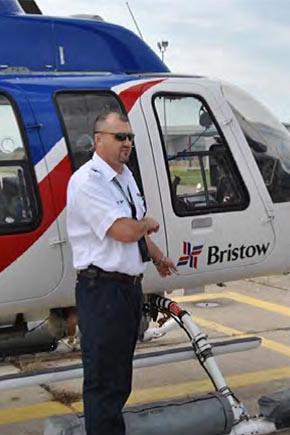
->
[0, 87, 63, 303]
[140, 79, 275, 280]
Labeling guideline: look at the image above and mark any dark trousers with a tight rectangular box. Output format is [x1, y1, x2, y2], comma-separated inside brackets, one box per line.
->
[76, 274, 143, 435]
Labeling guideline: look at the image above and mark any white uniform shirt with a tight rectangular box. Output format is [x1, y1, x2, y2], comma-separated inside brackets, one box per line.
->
[67, 153, 147, 276]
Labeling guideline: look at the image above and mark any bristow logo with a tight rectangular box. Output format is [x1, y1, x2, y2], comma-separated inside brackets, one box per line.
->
[176, 241, 271, 269]
[177, 241, 204, 269]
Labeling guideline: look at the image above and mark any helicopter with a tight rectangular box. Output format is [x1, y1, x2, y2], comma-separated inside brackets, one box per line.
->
[0, 0, 290, 355]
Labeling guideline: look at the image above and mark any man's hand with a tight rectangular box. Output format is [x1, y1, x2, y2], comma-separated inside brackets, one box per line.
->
[144, 216, 160, 235]
[145, 235, 177, 278]
[154, 256, 178, 277]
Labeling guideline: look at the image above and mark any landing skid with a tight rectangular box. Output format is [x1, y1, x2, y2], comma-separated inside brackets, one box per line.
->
[145, 294, 285, 435]
[142, 303, 261, 358]
[44, 293, 290, 434]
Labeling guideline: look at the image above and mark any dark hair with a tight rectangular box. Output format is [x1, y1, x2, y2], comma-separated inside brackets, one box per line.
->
[94, 110, 129, 133]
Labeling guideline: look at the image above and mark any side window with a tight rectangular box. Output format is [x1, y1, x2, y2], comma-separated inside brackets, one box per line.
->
[223, 83, 290, 203]
[56, 92, 122, 170]
[56, 91, 144, 194]
[0, 95, 38, 233]
[153, 94, 248, 216]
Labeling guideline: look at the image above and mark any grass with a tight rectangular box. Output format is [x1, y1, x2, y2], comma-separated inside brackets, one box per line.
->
[170, 167, 209, 186]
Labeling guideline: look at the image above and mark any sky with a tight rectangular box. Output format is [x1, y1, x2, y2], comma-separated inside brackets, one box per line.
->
[36, 0, 290, 122]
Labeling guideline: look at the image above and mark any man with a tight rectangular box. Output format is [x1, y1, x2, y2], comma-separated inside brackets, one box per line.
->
[67, 110, 176, 435]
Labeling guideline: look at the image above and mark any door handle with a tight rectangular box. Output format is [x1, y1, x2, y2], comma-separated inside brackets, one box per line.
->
[191, 217, 212, 229]
[49, 238, 67, 247]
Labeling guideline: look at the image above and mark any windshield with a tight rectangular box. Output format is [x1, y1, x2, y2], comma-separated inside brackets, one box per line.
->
[222, 83, 290, 203]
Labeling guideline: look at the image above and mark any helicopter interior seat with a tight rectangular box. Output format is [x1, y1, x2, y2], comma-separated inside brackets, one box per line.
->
[215, 175, 234, 204]
[170, 175, 190, 213]
[74, 134, 95, 169]
[252, 153, 285, 202]
[0, 187, 9, 223]
[208, 143, 238, 205]
[1, 176, 22, 223]
[269, 159, 290, 202]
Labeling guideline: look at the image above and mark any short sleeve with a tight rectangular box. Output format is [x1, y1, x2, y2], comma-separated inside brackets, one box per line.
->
[96, 208, 128, 240]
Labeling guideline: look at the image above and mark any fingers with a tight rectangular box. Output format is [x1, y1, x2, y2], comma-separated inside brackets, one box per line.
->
[164, 257, 178, 271]
[147, 223, 159, 234]
[156, 257, 177, 277]
[169, 262, 178, 272]
[144, 217, 160, 234]
[164, 258, 175, 268]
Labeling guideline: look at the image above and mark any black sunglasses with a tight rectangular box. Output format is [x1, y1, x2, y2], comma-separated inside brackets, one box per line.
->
[94, 131, 135, 142]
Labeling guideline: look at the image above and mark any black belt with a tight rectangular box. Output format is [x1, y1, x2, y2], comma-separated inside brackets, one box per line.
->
[78, 265, 143, 286]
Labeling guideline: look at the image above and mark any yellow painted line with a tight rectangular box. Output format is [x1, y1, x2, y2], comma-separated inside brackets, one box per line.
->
[226, 291, 290, 317]
[71, 366, 290, 411]
[1, 331, 290, 426]
[1, 365, 290, 423]
[175, 293, 290, 357]
[175, 291, 290, 317]
[0, 401, 72, 425]
[1, 293, 290, 425]
[175, 292, 225, 303]
[194, 315, 290, 358]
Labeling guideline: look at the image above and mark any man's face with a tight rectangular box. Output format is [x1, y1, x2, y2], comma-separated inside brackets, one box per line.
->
[95, 113, 134, 167]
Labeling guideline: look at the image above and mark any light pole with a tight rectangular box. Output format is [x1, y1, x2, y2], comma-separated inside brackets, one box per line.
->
[157, 40, 169, 62]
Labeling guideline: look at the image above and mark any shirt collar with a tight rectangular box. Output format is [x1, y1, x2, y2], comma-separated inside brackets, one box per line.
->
[91, 153, 132, 182]
[91, 152, 117, 182]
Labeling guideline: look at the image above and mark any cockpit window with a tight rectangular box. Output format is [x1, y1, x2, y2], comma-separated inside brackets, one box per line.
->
[56, 91, 144, 194]
[56, 92, 121, 170]
[153, 93, 248, 216]
[222, 83, 290, 203]
[0, 95, 38, 233]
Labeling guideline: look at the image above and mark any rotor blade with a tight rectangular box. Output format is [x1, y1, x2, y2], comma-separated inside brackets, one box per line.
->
[18, 0, 42, 14]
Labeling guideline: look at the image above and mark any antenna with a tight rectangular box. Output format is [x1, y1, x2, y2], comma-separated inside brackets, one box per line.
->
[125, 2, 144, 40]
